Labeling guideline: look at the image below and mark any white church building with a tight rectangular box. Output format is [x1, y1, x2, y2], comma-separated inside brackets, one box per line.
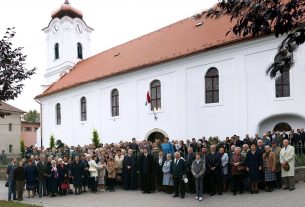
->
[36, 1, 305, 147]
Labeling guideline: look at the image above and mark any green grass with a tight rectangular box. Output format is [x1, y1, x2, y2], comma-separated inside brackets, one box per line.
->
[0, 201, 41, 207]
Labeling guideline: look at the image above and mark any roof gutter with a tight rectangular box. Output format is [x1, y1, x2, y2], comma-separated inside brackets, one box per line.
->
[34, 98, 43, 148]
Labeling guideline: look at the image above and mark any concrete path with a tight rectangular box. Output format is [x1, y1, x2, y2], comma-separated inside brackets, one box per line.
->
[0, 181, 304, 207]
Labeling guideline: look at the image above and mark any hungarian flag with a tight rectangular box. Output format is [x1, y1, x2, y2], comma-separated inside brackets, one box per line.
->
[145, 91, 151, 106]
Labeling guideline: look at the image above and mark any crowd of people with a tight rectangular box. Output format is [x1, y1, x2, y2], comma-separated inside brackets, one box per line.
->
[6, 128, 304, 202]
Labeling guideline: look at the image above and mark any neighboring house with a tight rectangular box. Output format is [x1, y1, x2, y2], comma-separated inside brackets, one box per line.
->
[36, 1, 305, 146]
[0, 102, 24, 154]
[21, 122, 40, 147]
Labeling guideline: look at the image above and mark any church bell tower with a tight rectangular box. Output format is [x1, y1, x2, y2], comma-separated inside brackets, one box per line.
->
[43, 0, 93, 86]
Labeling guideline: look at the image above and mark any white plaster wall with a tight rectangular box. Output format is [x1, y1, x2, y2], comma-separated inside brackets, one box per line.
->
[39, 35, 305, 146]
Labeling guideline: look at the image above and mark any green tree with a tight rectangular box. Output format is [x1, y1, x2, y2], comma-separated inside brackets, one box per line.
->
[92, 129, 100, 148]
[23, 110, 40, 123]
[196, 0, 305, 77]
[20, 138, 25, 158]
[50, 134, 55, 149]
[0, 28, 36, 117]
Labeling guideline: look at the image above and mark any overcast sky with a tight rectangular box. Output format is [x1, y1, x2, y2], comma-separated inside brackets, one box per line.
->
[1, 0, 217, 112]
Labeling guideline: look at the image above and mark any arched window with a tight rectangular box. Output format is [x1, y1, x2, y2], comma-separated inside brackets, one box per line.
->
[150, 80, 161, 111]
[205, 68, 219, 104]
[54, 43, 59, 60]
[55, 103, 61, 125]
[276, 71, 290, 98]
[77, 42, 83, 59]
[80, 97, 87, 121]
[111, 89, 119, 117]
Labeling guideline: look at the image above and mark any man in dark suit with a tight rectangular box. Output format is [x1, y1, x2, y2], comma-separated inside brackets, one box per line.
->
[185, 147, 195, 194]
[171, 152, 187, 199]
[234, 136, 244, 148]
[155, 151, 166, 192]
[206, 144, 222, 196]
[36, 155, 49, 197]
[139, 148, 154, 193]
[7, 158, 17, 201]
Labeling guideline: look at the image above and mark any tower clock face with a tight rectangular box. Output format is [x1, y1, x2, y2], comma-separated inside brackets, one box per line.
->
[75, 23, 83, 34]
[52, 23, 60, 35]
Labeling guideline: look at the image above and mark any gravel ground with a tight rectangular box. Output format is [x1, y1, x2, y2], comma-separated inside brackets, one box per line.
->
[0, 181, 304, 207]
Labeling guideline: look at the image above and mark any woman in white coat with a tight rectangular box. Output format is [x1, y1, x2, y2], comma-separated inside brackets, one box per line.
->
[88, 155, 100, 193]
[280, 139, 295, 190]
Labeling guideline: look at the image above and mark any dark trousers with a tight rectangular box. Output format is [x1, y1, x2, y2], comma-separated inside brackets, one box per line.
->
[173, 176, 185, 197]
[259, 171, 265, 189]
[58, 187, 67, 195]
[16, 180, 25, 200]
[203, 174, 210, 194]
[89, 177, 98, 193]
[232, 174, 244, 193]
[38, 178, 47, 196]
[187, 171, 195, 193]
[8, 181, 16, 200]
[209, 172, 222, 194]
[282, 176, 295, 189]
[123, 171, 135, 190]
[156, 169, 163, 190]
[195, 177, 203, 197]
[142, 173, 151, 192]
[275, 171, 282, 188]
[108, 178, 115, 191]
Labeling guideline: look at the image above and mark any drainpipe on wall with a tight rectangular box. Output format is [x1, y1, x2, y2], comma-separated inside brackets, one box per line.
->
[34, 98, 43, 148]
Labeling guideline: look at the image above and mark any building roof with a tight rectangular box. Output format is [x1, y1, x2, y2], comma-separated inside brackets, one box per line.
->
[37, 10, 254, 98]
[51, 0, 83, 20]
[0, 102, 25, 114]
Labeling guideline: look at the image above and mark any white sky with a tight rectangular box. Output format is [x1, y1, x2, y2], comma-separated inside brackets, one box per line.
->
[1, 0, 217, 112]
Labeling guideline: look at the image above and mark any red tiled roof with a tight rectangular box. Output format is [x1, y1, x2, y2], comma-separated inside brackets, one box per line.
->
[37, 13, 252, 98]
[0, 101, 25, 114]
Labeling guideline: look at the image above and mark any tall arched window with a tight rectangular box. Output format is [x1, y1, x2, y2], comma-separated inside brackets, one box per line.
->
[80, 97, 87, 121]
[55, 103, 61, 125]
[111, 89, 119, 117]
[150, 80, 161, 111]
[205, 67, 219, 104]
[54, 43, 59, 60]
[77, 42, 83, 59]
[276, 71, 290, 98]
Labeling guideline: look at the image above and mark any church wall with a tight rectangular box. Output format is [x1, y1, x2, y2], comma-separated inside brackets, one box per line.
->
[39, 35, 305, 146]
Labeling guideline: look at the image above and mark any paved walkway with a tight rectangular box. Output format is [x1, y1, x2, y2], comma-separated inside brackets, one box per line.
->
[0, 181, 304, 207]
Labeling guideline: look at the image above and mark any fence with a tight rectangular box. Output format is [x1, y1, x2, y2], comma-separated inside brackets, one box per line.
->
[293, 143, 305, 167]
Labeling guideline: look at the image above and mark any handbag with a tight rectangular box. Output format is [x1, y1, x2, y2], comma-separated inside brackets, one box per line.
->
[237, 165, 246, 171]
[61, 182, 69, 190]
[5, 181, 9, 188]
[283, 163, 290, 171]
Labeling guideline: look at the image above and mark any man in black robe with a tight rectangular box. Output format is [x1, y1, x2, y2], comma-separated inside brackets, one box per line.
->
[139, 148, 153, 193]
[123, 149, 136, 190]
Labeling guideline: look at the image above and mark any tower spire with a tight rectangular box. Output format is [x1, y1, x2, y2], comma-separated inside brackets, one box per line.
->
[64, 0, 70, 4]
